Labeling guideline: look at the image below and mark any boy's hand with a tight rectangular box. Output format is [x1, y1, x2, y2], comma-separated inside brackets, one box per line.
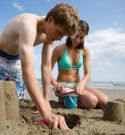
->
[43, 110, 69, 129]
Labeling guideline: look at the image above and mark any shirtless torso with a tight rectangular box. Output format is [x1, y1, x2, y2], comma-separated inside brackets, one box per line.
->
[0, 13, 48, 55]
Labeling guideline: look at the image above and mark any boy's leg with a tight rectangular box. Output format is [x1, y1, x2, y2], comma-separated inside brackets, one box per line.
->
[9, 59, 26, 100]
[0, 57, 9, 80]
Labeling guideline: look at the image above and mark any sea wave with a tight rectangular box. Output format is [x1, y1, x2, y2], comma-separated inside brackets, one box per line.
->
[86, 81, 125, 90]
[37, 79, 125, 90]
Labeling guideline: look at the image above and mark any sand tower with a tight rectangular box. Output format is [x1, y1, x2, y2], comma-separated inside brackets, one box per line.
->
[0, 81, 19, 133]
[103, 101, 125, 122]
[4, 81, 19, 119]
[0, 81, 6, 134]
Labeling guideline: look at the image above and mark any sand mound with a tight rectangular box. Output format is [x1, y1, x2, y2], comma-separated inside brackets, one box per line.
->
[0, 81, 125, 135]
[3, 100, 125, 135]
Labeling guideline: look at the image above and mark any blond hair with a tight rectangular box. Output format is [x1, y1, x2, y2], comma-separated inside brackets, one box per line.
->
[46, 3, 79, 36]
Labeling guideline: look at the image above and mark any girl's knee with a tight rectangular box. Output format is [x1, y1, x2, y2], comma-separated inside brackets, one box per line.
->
[99, 96, 109, 109]
[79, 95, 98, 109]
[87, 96, 98, 108]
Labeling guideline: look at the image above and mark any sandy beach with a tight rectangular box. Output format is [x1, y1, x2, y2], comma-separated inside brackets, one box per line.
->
[0, 81, 125, 135]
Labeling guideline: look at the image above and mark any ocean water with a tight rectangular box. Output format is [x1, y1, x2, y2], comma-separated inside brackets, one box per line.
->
[38, 79, 125, 90]
[86, 81, 125, 90]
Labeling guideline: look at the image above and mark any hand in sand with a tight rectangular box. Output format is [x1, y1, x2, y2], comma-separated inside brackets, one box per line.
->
[43, 111, 69, 129]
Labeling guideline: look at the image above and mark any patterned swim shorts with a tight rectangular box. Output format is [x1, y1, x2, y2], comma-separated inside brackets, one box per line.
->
[0, 50, 26, 99]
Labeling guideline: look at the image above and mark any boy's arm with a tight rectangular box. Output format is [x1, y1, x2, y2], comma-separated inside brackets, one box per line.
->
[19, 19, 48, 115]
[18, 19, 69, 129]
[41, 42, 54, 101]
[51, 47, 60, 86]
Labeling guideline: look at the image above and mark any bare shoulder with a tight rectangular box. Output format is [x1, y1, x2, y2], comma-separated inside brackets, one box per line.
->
[16, 13, 43, 30]
[11, 13, 42, 24]
[82, 47, 90, 56]
[3, 13, 44, 35]
[53, 44, 66, 53]
[52, 43, 66, 58]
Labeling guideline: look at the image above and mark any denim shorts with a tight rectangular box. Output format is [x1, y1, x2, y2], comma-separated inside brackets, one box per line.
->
[0, 50, 26, 99]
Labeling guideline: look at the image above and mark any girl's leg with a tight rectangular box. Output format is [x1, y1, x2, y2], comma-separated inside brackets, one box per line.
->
[84, 86, 109, 109]
[78, 90, 98, 109]
[55, 91, 65, 104]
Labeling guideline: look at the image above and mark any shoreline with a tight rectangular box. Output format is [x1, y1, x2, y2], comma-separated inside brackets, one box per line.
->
[50, 87, 125, 102]
[98, 88, 125, 100]
[25, 86, 125, 101]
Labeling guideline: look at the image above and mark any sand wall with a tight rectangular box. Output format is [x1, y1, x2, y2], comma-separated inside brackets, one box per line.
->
[0, 81, 19, 133]
[0, 81, 6, 134]
[4, 81, 19, 119]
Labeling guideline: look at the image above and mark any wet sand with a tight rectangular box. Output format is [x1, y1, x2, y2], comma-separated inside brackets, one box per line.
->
[1, 81, 125, 135]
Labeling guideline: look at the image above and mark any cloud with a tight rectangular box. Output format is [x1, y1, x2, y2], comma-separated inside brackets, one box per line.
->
[85, 26, 125, 69]
[12, 0, 24, 11]
[33, 25, 125, 80]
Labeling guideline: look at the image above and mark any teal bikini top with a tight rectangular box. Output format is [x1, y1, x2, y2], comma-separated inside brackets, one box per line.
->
[58, 48, 83, 70]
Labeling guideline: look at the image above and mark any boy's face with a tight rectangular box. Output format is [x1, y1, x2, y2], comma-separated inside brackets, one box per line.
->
[45, 17, 68, 41]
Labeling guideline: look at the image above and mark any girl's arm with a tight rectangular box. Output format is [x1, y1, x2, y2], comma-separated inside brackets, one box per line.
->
[78, 47, 91, 85]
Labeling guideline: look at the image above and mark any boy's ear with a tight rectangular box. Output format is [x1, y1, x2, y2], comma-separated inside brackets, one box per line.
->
[47, 16, 54, 23]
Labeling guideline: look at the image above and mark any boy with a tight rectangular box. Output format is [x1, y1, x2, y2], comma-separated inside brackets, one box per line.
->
[0, 3, 79, 129]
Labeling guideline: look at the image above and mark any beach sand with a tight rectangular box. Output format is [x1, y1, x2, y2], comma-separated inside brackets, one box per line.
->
[1, 81, 125, 135]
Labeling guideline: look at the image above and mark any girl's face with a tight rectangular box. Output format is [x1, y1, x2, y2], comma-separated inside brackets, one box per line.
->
[71, 31, 85, 47]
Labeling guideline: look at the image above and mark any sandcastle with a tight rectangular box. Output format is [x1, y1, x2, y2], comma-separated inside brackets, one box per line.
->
[115, 98, 125, 115]
[103, 101, 125, 122]
[0, 81, 19, 134]
[0, 81, 6, 134]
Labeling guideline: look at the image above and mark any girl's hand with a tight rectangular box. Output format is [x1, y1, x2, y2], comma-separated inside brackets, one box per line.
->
[53, 82, 64, 92]
[76, 83, 86, 95]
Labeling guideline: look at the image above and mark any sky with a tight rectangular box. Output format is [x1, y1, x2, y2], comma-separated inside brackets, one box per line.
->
[0, 0, 125, 82]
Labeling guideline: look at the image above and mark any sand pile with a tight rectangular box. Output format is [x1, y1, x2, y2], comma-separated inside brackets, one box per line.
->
[0, 81, 125, 135]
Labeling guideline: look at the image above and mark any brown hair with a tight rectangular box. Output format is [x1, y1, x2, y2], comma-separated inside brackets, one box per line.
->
[66, 20, 89, 49]
[46, 3, 79, 36]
